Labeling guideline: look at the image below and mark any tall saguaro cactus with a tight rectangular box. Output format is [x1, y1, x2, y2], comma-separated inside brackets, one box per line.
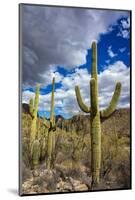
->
[29, 84, 40, 144]
[46, 77, 56, 169]
[75, 41, 121, 187]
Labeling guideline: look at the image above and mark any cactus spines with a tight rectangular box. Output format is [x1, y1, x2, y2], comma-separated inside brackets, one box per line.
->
[46, 77, 56, 169]
[75, 41, 121, 187]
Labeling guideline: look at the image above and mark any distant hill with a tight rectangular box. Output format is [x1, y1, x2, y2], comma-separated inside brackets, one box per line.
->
[22, 103, 30, 114]
[22, 103, 130, 137]
[56, 108, 130, 137]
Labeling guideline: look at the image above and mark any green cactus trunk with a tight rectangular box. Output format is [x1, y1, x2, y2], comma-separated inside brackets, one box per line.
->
[29, 84, 40, 168]
[90, 42, 101, 186]
[46, 78, 56, 169]
[40, 136, 46, 161]
[51, 132, 56, 168]
[46, 130, 53, 169]
[31, 139, 40, 169]
[75, 41, 121, 187]
[29, 84, 40, 144]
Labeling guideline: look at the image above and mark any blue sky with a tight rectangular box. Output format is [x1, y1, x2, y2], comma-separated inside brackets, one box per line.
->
[22, 5, 130, 119]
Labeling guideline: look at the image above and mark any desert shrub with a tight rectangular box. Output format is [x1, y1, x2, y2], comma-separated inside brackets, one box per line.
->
[55, 152, 65, 164]
[22, 137, 31, 167]
[45, 172, 59, 191]
[33, 177, 44, 187]
[64, 167, 83, 179]
[22, 162, 32, 182]
[101, 132, 130, 189]
[112, 147, 130, 188]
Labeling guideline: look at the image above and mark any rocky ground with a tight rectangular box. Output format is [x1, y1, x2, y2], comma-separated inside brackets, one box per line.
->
[21, 165, 89, 194]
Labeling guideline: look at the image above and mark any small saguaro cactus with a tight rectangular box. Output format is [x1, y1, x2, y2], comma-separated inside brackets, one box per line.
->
[31, 137, 40, 168]
[29, 84, 40, 144]
[29, 84, 40, 167]
[75, 41, 121, 187]
[46, 77, 56, 169]
[40, 115, 49, 161]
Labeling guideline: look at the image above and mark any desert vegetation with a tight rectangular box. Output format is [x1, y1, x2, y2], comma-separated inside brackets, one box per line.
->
[21, 107, 130, 194]
[20, 42, 131, 195]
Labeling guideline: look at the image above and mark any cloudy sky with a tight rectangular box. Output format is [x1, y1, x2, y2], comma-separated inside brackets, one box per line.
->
[21, 4, 130, 119]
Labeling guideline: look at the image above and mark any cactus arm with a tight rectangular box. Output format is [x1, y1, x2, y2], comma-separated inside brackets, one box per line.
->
[90, 78, 97, 115]
[75, 86, 90, 113]
[43, 114, 50, 129]
[44, 120, 50, 129]
[100, 82, 121, 118]
[49, 117, 56, 132]
[52, 116, 56, 131]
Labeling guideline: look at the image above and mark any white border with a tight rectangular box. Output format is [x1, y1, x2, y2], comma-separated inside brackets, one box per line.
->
[0, 0, 134, 199]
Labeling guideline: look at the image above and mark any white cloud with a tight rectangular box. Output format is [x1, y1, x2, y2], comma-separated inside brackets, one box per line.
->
[121, 17, 130, 29]
[117, 29, 130, 39]
[119, 47, 126, 53]
[117, 17, 130, 39]
[107, 46, 117, 58]
[40, 68, 64, 87]
[22, 5, 128, 86]
[98, 61, 130, 109]
[22, 61, 130, 118]
[22, 90, 35, 104]
[105, 60, 110, 64]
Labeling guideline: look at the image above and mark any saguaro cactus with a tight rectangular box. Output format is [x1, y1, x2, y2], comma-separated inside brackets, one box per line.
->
[75, 41, 121, 187]
[46, 77, 56, 169]
[29, 84, 40, 167]
[29, 84, 40, 143]
[31, 138, 40, 168]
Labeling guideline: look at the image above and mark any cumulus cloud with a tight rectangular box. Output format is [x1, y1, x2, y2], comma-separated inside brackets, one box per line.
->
[107, 46, 117, 58]
[21, 5, 128, 86]
[22, 60, 130, 118]
[98, 61, 130, 109]
[117, 17, 130, 39]
[121, 17, 130, 29]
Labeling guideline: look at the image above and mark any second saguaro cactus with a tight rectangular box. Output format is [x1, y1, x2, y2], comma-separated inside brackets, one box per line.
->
[75, 41, 121, 187]
[29, 84, 40, 144]
[46, 77, 56, 169]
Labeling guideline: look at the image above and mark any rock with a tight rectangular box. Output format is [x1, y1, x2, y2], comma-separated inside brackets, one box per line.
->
[63, 182, 72, 191]
[42, 188, 50, 193]
[68, 177, 74, 184]
[74, 184, 88, 191]
[33, 170, 40, 177]
[32, 185, 39, 192]
[72, 180, 81, 187]
[68, 177, 88, 191]
[26, 191, 37, 194]
[57, 180, 65, 189]
[22, 178, 33, 190]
